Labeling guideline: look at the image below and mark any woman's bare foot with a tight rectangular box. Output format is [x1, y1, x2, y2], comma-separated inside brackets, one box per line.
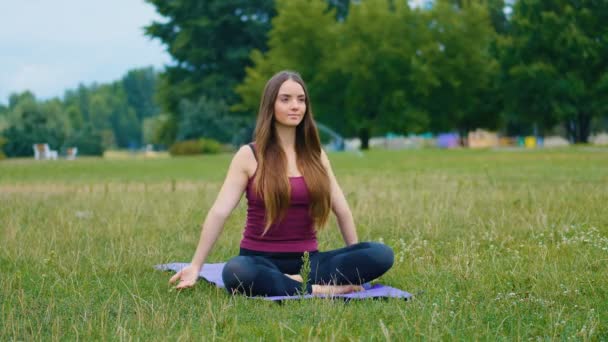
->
[284, 274, 363, 295]
[312, 284, 364, 296]
[285, 274, 303, 282]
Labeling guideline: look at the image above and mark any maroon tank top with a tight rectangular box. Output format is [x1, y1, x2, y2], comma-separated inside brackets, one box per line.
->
[239, 144, 318, 252]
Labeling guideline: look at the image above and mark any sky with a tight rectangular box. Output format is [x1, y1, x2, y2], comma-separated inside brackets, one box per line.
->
[0, 0, 513, 105]
[0, 0, 172, 104]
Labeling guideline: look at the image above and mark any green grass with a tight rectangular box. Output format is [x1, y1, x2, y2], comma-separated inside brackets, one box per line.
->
[1, 148, 607, 340]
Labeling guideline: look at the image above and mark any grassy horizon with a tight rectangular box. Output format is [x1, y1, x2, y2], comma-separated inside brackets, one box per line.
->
[1, 148, 607, 340]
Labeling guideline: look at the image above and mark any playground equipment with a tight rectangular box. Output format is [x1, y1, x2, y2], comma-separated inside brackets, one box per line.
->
[316, 123, 345, 151]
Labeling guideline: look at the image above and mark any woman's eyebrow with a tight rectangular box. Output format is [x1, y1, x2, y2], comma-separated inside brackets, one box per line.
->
[278, 93, 306, 97]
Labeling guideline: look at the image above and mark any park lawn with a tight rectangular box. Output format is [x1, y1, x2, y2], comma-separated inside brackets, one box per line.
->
[1, 148, 607, 340]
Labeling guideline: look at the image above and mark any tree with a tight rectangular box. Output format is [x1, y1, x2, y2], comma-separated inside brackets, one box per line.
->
[177, 96, 245, 144]
[327, 0, 351, 20]
[144, 0, 276, 141]
[88, 84, 140, 149]
[500, 0, 608, 142]
[1, 66, 162, 157]
[142, 115, 169, 145]
[63, 123, 105, 156]
[423, 0, 500, 134]
[235, 0, 339, 118]
[2, 92, 72, 157]
[121, 67, 161, 122]
[237, 0, 435, 149]
[487, 0, 509, 34]
[0, 103, 8, 132]
[450, 0, 509, 34]
[327, 0, 438, 147]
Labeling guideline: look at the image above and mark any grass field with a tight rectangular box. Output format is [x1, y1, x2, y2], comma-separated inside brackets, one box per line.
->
[1, 148, 607, 340]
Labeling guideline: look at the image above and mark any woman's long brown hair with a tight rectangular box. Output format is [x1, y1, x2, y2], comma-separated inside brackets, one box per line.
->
[253, 71, 331, 234]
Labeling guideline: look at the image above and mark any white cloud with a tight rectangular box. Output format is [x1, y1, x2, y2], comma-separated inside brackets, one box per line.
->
[0, 0, 171, 102]
[11, 64, 75, 96]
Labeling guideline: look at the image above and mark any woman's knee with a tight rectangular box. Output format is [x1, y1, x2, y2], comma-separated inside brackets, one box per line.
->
[368, 242, 394, 272]
[222, 256, 257, 291]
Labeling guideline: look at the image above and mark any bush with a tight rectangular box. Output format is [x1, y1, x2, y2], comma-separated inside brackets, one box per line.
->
[0, 136, 6, 160]
[64, 126, 105, 156]
[200, 138, 221, 154]
[169, 138, 221, 156]
[169, 140, 201, 155]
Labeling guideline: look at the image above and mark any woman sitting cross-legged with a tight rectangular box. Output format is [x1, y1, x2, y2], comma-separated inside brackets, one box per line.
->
[169, 70, 394, 296]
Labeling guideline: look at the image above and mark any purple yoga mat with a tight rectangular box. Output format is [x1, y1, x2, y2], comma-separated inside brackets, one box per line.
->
[155, 262, 412, 301]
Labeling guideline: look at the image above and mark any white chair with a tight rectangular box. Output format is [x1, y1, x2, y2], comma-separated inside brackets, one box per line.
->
[32, 143, 58, 160]
[33, 143, 49, 160]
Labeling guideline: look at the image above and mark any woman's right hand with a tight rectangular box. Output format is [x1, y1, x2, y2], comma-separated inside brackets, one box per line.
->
[169, 265, 200, 289]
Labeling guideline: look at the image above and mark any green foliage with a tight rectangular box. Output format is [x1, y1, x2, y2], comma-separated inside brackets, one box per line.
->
[0, 103, 7, 132]
[500, 0, 608, 142]
[2, 92, 71, 157]
[1, 68, 162, 158]
[168, 140, 202, 155]
[327, 0, 351, 20]
[0, 136, 6, 160]
[300, 251, 311, 295]
[121, 67, 160, 121]
[423, 0, 500, 133]
[199, 139, 222, 154]
[238, 0, 498, 147]
[144, 0, 276, 141]
[331, 0, 433, 145]
[142, 115, 169, 145]
[235, 0, 338, 114]
[86, 83, 140, 148]
[60, 68, 162, 149]
[63, 124, 105, 156]
[168, 138, 221, 156]
[177, 97, 245, 144]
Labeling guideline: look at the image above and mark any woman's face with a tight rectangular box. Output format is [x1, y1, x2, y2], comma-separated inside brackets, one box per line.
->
[273, 79, 306, 128]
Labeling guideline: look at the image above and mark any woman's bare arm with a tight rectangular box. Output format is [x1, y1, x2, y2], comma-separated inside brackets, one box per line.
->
[170, 146, 252, 288]
[321, 150, 358, 246]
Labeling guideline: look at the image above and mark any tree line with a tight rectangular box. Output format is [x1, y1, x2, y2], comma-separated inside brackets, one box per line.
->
[2, 0, 606, 156]
[144, 0, 607, 148]
[0, 67, 165, 157]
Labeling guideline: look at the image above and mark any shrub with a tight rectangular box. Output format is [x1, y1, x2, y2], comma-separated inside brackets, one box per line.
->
[200, 138, 221, 154]
[0, 136, 6, 160]
[169, 138, 221, 156]
[169, 139, 201, 155]
[64, 126, 105, 156]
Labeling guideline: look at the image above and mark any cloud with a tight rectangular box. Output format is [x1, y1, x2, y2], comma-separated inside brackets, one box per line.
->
[9, 64, 77, 98]
[0, 0, 171, 102]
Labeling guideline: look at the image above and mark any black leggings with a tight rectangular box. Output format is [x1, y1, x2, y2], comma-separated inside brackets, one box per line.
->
[221, 242, 394, 296]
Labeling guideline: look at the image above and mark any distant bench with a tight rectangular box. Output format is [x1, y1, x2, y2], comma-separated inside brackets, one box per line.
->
[33, 144, 78, 160]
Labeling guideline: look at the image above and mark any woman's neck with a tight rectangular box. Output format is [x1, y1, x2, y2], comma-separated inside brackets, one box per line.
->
[274, 124, 296, 152]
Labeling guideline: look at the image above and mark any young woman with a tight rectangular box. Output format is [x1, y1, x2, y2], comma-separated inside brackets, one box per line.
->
[169, 71, 394, 296]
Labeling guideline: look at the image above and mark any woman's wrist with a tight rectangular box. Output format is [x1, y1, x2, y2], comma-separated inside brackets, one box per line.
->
[190, 261, 203, 270]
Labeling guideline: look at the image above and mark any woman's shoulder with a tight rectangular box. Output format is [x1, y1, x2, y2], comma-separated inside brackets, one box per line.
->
[233, 144, 257, 179]
[320, 148, 331, 168]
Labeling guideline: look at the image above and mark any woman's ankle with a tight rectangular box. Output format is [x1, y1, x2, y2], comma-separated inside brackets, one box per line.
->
[311, 284, 363, 295]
